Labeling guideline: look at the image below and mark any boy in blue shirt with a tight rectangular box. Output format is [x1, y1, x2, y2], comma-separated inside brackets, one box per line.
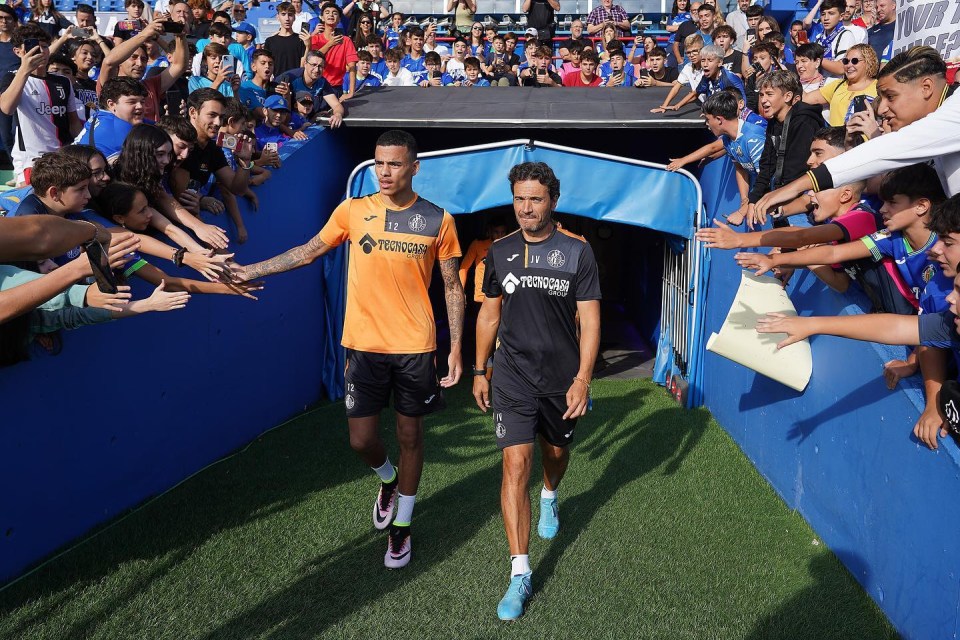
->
[74, 77, 147, 162]
[254, 95, 291, 148]
[461, 57, 491, 87]
[599, 48, 634, 87]
[420, 51, 453, 87]
[238, 48, 277, 110]
[348, 50, 383, 92]
[364, 35, 389, 82]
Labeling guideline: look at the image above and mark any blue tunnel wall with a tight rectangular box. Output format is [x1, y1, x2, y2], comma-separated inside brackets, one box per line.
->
[0, 129, 352, 584]
[697, 156, 960, 639]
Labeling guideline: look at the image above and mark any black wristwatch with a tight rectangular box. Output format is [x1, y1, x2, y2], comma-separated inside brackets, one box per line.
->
[472, 367, 486, 376]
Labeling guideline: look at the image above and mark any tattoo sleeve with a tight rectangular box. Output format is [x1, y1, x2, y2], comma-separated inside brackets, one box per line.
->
[244, 234, 328, 280]
[439, 257, 465, 348]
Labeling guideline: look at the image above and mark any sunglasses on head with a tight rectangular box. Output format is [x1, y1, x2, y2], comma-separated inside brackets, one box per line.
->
[841, 57, 861, 65]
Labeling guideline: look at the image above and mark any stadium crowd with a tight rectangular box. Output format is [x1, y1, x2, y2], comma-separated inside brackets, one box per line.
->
[2, 0, 960, 457]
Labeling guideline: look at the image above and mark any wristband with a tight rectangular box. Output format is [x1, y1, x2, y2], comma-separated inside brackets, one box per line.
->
[79, 219, 100, 248]
[472, 367, 486, 376]
[173, 247, 186, 267]
[237, 158, 254, 170]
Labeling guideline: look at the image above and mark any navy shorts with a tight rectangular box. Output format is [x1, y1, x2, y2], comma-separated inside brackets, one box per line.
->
[344, 350, 445, 418]
[491, 379, 577, 450]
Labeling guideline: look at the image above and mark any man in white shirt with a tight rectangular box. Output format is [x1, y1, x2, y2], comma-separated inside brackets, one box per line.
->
[841, 0, 868, 44]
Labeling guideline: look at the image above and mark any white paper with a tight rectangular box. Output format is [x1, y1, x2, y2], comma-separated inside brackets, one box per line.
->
[706, 271, 812, 392]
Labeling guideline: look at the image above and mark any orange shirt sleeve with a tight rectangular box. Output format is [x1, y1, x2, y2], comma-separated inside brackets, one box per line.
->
[436, 211, 462, 261]
[318, 199, 352, 248]
[459, 239, 480, 286]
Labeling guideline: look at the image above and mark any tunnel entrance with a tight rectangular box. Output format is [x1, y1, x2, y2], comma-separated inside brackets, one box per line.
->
[448, 210, 665, 380]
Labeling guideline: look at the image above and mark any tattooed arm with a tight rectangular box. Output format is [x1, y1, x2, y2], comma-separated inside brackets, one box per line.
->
[238, 233, 331, 281]
[439, 256, 465, 387]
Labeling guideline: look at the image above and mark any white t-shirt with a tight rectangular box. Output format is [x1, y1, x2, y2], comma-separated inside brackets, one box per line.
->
[382, 67, 415, 86]
[844, 23, 868, 45]
[677, 63, 703, 92]
[0, 72, 78, 181]
[445, 58, 465, 83]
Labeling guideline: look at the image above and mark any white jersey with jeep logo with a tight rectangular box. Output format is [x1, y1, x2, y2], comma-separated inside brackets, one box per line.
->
[0, 72, 77, 181]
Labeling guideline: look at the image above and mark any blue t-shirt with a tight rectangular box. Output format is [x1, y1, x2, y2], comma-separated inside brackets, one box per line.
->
[73, 111, 134, 162]
[667, 13, 691, 45]
[384, 27, 401, 50]
[919, 310, 960, 377]
[862, 230, 948, 308]
[598, 63, 635, 87]
[401, 54, 428, 84]
[254, 123, 287, 146]
[286, 74, 336, 115]
[237, 80, 271, 108]
[463, 77, 491, 87]
[721, 117, 767, 176]
[348, 74, 383, 91]
[369, 60, 388, 82]
[696, 67, 746, 102]
[188, 75, 236, 97]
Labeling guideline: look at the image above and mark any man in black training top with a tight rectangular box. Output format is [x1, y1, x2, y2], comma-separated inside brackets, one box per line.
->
[473, 161, 601, 621]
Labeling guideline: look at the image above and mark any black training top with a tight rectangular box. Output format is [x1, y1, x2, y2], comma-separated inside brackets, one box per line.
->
[483, 225, 601, 396]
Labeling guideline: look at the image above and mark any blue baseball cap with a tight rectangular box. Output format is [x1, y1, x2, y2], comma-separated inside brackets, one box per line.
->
[232, 21, 257, 36]
[263, 95, 290, 111]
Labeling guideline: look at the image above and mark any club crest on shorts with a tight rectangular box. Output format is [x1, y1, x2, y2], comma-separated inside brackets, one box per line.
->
[547, 249, 566, 269]
[408, 213, 427, 233]
[345, 394, 356, 409]
[495, 412, 506, 438]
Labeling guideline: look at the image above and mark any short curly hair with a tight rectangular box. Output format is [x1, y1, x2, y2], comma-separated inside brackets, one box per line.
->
[509, 162, 560, 202]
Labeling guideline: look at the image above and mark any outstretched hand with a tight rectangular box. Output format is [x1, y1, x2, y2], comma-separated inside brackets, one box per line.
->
[695, 218, 742, 249]
[756, 312, 810, 350]
[734, 251, 775, 276]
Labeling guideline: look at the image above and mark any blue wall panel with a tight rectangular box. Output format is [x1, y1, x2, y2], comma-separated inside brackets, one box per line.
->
[0, 130, 351, 583]
[698, 157, 960, 639]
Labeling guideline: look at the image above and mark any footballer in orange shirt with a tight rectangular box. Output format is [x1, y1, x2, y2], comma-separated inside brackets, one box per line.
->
[239, 130, 465, 569]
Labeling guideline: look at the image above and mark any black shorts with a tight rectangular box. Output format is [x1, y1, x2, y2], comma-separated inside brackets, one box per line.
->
[491, 380, 577, 450]
[344, 350, 445, 418]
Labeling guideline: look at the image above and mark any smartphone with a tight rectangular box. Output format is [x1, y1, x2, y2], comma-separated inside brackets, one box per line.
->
[221, 54, 235, 72]
[334, 27, 344, 37]
[24, 38, 40, 52]
[429, 69, 440, 79]
[638, 68, 650, 77]
[85, 240, 119, 294]
[69, 26, 90, 38]
[752, 61, 764, 74]
[118, 20, 139, 31]
[746, 28, 756, 38]
[264, 142, 279, 154]
[851, 94, 870, 113]
[797, 30, 809, 44]
[161, 20, 184, 34]
[300, 22, 311, 34]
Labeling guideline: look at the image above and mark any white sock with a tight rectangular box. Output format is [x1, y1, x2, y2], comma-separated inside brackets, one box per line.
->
[511, 554, 531, 576]
[541, 486, 557, 500]
[373, 459, 396, 483]
[394, 493, 416, 526]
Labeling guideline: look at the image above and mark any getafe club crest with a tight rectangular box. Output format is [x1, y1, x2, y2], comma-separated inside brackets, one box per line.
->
[408, 213, 426, 232]
[547, 250, 566, 269]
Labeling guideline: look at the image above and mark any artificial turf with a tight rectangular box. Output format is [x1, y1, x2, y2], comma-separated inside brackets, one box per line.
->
[0, 379, 896, 639]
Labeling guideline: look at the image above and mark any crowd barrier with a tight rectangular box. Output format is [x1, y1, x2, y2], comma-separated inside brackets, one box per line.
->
[697, 156, 960, 639]
[0, 128, 352, 583]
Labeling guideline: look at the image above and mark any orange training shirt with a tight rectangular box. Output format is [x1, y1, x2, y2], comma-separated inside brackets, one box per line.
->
[459, 238, 492, 303]
[318, 193, 462, 354]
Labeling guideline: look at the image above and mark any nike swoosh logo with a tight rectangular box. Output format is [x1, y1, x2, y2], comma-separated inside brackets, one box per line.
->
[391, 549, 410, 561]
[424, 394, 435, 404]
[507, 254, 519, 261]
[375, 510, 390, 524]
[364, 215, 378, 221]
[895, 258, 906, 264]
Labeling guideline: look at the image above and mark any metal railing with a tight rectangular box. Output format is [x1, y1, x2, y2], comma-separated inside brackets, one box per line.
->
[660, 231, 698, 377]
